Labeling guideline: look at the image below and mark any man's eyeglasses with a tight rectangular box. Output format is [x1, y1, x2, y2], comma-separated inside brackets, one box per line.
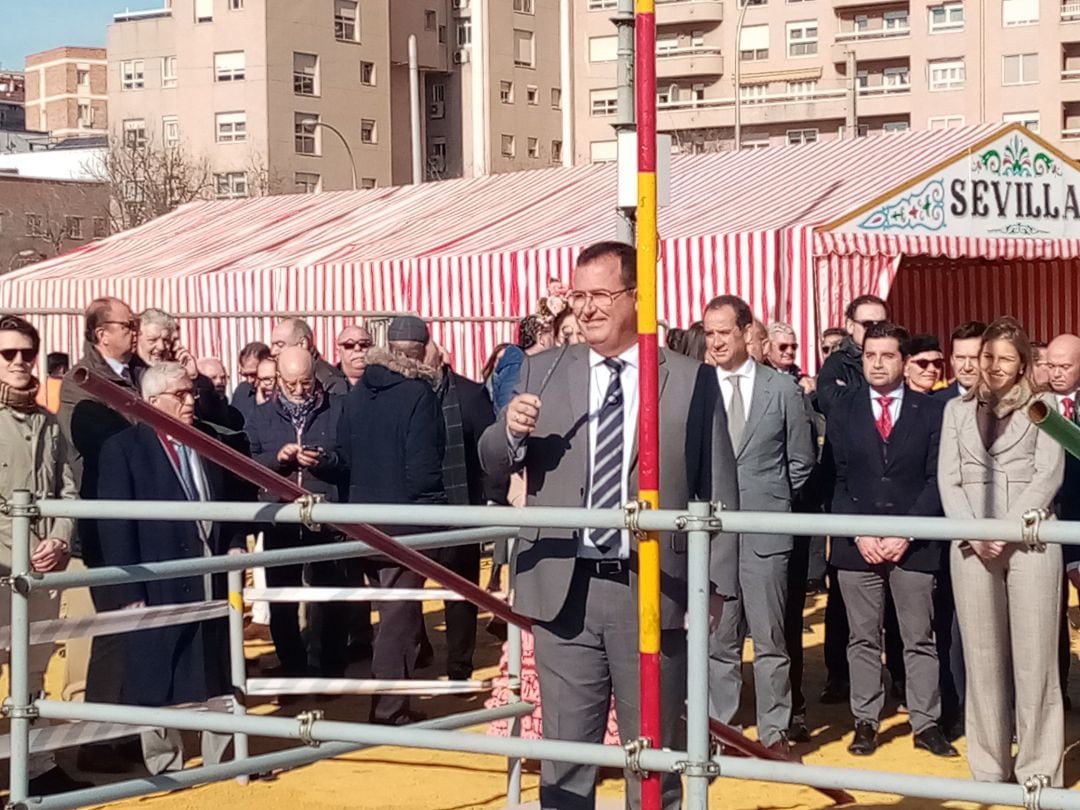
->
[160, 388, 199, 403]
[339, 340, 373, 351]
[775, 343, 798, 353]
[857, 320, 885, 330]
[104, 319, 139, 333]
[0, 348, 36, 363]
[911, 358, 945, 371]
[567, 287, 636, 312]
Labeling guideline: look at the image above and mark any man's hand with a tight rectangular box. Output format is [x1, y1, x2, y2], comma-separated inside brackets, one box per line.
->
[277, 443, 301, 464]
[122, 600, 146, 610]
[969, 540, 1007, 561]
[879, 536, 911, 563]
[174, 344, 198, 379]
[855, 535, 886, 565]
[506, 394, 542, 439]
[798, 376, 817, 395]
[227, 547, 245, 557]
[30, 538, 70, 573]
[296, 447, 322, 468]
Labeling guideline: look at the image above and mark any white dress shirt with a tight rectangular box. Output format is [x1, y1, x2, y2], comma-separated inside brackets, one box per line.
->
[1055, 390, 1079, 416]
[104, 355, 130, 379]
[870, 385, 905, 427]
[715, 357, 756, 422]
[581, 345, 639, 560]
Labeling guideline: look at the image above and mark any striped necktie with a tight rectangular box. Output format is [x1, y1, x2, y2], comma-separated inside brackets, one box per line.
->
[587, 358, 625, 556]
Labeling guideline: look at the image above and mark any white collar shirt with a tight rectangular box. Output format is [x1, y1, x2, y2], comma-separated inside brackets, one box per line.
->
[715, 357, 757, 422]
[870, 385, 905, 425]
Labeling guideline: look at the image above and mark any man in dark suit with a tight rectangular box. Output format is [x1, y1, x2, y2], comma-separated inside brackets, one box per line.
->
[479, 241, 739, 810]
[96, 361, 246, 773]
[933, 320, 986, 740]
[231, 341, 271, 425]
[702, 295, 815, 756]
[824, 322, 956, 758]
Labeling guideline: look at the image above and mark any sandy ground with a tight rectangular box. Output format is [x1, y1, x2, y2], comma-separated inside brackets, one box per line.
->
[16, 564, 1080, 809]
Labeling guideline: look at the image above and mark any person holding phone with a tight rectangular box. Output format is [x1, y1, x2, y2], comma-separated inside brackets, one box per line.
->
[245, 346, 348, 681]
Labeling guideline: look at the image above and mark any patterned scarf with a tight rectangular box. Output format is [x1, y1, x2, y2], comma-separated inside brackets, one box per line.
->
[277, 386, 323, 435]
[436, 368, 469, 506]
[0, 379, 40, 413]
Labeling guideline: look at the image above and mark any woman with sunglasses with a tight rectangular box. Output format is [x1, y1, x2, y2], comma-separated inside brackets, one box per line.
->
[938, 317, 1066, 785]
[904, 334, 947, 394]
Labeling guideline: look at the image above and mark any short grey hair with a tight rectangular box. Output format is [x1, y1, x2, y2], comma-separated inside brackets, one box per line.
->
[767, 321, 796, 339]
[139, 308, 178, 336]
[141, 361, 188, 399]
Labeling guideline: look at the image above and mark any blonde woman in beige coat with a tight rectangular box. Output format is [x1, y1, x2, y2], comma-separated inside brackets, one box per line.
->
[937, 317, 1065, 786]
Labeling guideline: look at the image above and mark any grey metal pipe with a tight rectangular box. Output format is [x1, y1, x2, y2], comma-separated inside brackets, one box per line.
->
[408, 35, 423, 184]
[29, 527, 514, 592]
[34, 499, 1080, 546]
[506, 617, 523, 805]
[684, 502, 712, 810]
[22, 703, 535, 810]
[8, 490, 32, 804]
[226, 568, 249, 784]
[614, 0, 636, 244]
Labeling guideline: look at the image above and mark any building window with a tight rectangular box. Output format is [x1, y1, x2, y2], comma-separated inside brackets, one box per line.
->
[195, 0, 213, 23]
[439, 25, 447, 44]
[65, 216, 84, 240]
[527, 137, 540, 158]
[656, 33, 680, 54]
[230, 0, 244, 8]
[590, 140, 617, 162]
[429, 138, 447, 174]
[928, 3, 964, 32]
[1002, 53, 1038, 85]
[739, 24, 769, 61]
[335, 0, 359, 42]
[526, 85, 538, 105]
[740, 84, 768, 103]
[360, 61, 376, 85]
[293, 52, 319, 95]
[123, 118, 147, 148]
[884, 66, 910, 86]
[1002, 111, 1040, 132]
[786, 128, 818, 145]
[78, 103, 93, 128]
[882, 120, 909, 132]
[514, 29, 535, 67]
[589, 35, 617, 62]
[787, 79, 817, 97]
[457, 20, 472, 46]
[552, 139, 563, 163]
[162, 56, 178, 88]
[92, 217, 107, 238]
[741, 132, 771, 149]
[214, 51, 245, 82]
[24, 213, 42, 238]
[691, 30, 706, 48]
[360, 178, 376, 189]
[430, 83, 445, 117]
[120, 60, 144, 91]
[295, 113, 318, 154]
[1002, 0, 1038, 25]
[588, 0, 617, 8]
[929, 58, 965, 90]
[425, 9, 437, 30]
[501, 134, 515, 157]
[360, 118, 377, 144]
[786, 21, 818, 57]
[552, 87, 562, 108]
[884, 10, 909, 29]
[162, 115, 180, 147]
[295, 172, 321, 193]
[215, 172, 248, 199]
[856, 69, 869, 89]
[501, 81, 515, 103]
[590, 88, 618, 116]
[216, 111, 247, 143]
[514, 0, 535, 11]
[928, 114, 965, 128]
[76, 67, 90, 86]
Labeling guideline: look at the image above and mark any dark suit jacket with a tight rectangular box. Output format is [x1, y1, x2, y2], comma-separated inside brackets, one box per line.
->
[444, 368, 497, 506]
[824, 388, 945, 573]
[935, 381, 963, 401]
[96, 421, 243, 706]
[478, 345, 740, 626]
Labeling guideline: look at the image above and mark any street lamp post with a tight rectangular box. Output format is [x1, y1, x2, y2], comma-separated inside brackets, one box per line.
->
[733, 0, 751, 151]
[301, 119, 358, 191]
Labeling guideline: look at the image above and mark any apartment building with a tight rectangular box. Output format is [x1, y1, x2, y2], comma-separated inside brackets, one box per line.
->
[0, 71, 26, 132]
[575, 0, 1080, 158]
[24, 47, 108, 138]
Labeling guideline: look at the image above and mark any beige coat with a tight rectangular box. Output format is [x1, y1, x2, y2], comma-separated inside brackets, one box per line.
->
[938, 393, 1064, 521]
[0, 404, 77, 573]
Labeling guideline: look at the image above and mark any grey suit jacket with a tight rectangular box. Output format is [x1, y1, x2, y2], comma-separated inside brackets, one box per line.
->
[938, 393, 1064, 521]
[478, 344, 740, 627]
[720, 363, 816, 555]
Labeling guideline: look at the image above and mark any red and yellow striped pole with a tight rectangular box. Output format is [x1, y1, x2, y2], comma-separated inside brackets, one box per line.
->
[634, 3, 662, 809]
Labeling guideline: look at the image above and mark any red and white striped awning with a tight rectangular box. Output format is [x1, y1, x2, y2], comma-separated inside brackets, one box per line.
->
[0, 125, 1028, 379]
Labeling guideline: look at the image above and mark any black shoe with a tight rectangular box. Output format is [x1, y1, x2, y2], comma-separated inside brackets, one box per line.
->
[819, 681, 850, 704]
[447, 668, 473, 681]
[848, 721, 877, 756]
[914, 726, 960, 758]
[788, 716, 811, 744]
[27, 766, 94, 795]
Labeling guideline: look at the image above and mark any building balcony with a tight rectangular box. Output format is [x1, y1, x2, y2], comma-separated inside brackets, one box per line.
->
[657, 47, 725, 79]
[830, 33, 912, 63]
[113, 7, 171, 22]
[1064, 2, 1080, 20]
[853, 83, 912, 115]
[1064, 68, 1080, 80]
[656, 0, 724, 25]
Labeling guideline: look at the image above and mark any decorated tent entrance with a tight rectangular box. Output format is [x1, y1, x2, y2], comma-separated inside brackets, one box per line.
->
[0, 125, 1075, 379]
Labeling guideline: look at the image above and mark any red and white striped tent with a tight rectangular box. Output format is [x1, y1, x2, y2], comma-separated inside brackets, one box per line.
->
[1, 123, 1074, 380]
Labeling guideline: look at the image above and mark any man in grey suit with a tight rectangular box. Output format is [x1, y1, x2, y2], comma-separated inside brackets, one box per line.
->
[479, 241, 740, 810]
[702, 295, 815, 755]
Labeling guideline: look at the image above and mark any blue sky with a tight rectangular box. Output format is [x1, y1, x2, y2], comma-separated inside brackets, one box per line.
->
[2, 0, 163, 70]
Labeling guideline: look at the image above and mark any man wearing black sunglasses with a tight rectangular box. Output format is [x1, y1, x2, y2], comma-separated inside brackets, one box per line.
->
[335, 323, 374, 389]
[817, 294, 888, 418]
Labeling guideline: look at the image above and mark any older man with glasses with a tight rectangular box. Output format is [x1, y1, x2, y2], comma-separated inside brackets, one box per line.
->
[335, 324, 374, 389]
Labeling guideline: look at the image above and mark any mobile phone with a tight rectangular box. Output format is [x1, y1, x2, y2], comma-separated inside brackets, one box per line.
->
[301, 445, 323, 454]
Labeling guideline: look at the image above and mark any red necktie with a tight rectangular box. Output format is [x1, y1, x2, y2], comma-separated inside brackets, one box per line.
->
[1064, 397, 1075, 423]
[876, 396, 894, 440]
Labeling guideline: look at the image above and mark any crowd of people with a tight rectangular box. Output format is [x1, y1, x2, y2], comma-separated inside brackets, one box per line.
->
[0, 239, 1076, 806]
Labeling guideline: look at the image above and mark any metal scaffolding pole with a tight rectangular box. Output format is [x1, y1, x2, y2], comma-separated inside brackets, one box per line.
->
[226, 568, 250, 783]
[7, 490, 32, 805]
[614, 0, 636, 243]
[684, 502, 713, 810]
